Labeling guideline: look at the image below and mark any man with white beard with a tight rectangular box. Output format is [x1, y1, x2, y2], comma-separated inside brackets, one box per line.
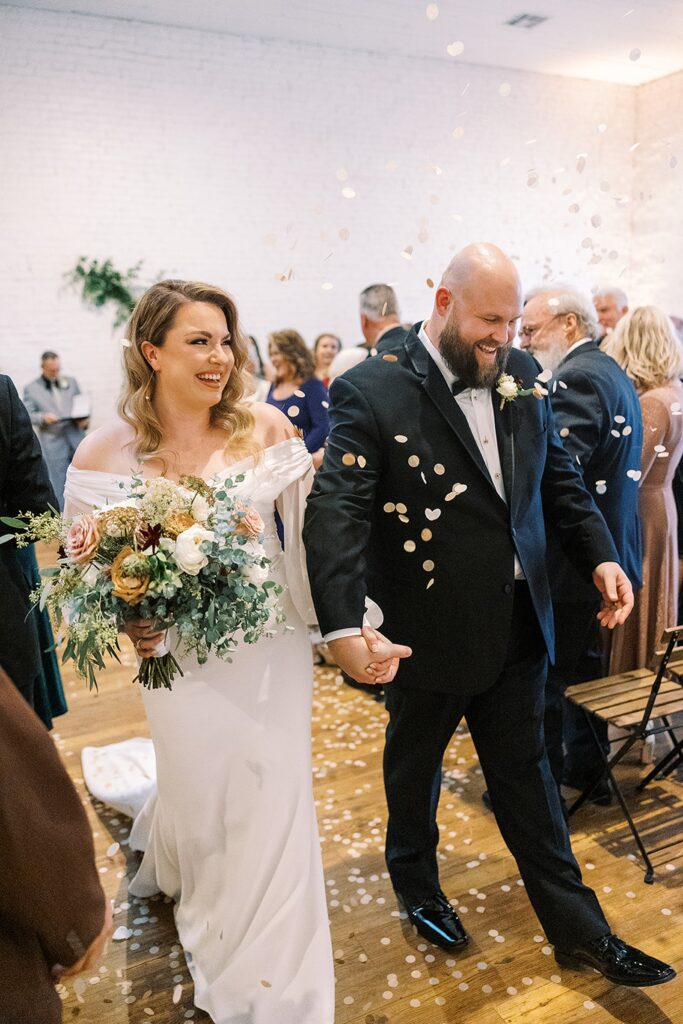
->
[520, 286, 643, 807]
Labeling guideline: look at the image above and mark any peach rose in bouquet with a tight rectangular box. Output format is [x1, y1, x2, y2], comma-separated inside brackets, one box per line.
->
[64, 513, 101, 564]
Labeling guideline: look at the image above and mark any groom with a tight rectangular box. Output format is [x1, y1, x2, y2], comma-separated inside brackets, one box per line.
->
[304, 243, 675, 986]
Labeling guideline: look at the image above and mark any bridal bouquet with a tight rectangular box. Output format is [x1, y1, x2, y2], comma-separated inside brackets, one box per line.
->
[1, 474, 282, 691]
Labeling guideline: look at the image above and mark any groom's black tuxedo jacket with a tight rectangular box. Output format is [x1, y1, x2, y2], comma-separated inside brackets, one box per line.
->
[304, 326, 619, 694]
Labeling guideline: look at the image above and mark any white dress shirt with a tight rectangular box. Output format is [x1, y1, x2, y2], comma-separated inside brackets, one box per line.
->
[561, 336, 592, 361]
[323, 321, 523, 643]
[418, 323, 524, 579]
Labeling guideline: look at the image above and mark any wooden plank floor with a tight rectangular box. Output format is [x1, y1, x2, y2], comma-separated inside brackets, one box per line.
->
[50, 648, 683, 1024]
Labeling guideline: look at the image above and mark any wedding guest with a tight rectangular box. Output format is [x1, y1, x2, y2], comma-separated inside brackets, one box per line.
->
[605, 307, 683, 672]
[0, 374, 58, 708]
[305, 243, 674, 986]
[23, 351, 89, 509]
[0, 664, 110, 1024]
[328, 283, 409, 381]
[244, 335, 271, 402]
[593, 286, 629, 340]
[267, 329, 329, 469]
[520, 286, 642, 804]
[17, 545, 67, 729]
[313, 332, 341, 389]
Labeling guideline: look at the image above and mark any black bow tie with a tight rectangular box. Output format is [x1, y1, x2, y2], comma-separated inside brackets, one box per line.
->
[451, 379, 468, 396]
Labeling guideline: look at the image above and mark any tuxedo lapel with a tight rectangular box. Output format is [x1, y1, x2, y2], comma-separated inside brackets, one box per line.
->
[493, 395, 515, 512]
[404, 332, 499, 494]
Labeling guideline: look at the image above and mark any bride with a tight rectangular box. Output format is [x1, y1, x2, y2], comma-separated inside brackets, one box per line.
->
[65, 280, 399, 1024]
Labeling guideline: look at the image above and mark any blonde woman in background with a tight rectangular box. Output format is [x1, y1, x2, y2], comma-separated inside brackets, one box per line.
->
[312, 332, 341, 389]
[605, 306, 683, 673]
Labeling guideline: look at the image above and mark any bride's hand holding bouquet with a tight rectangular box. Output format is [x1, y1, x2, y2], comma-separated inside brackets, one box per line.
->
[2, 474, 283, 691]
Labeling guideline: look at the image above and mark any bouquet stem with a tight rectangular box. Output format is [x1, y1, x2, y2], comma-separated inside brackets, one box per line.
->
[134, 651, 184, 691]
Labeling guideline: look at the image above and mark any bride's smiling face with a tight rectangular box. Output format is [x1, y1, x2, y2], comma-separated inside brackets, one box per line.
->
[142, 301, 235, 408]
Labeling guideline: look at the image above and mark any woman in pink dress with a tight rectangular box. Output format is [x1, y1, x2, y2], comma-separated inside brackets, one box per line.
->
[606, 306, 683, 672]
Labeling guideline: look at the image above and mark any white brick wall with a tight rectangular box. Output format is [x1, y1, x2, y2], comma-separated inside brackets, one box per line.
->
[631, 70, 683, 314]
[0, 7, 654, 423]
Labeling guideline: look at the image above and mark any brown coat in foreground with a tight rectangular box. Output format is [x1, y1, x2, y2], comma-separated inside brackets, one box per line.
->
[0, 667, 106, 1024]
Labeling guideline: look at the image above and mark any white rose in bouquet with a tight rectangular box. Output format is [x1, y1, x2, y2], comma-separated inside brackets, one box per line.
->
[174, 524, 215, 575]
[240, 538, 269, 586]
[180, 489, 211, 524]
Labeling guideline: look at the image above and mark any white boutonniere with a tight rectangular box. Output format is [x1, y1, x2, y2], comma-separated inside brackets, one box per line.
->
[496, 370, 550, 411]
[59, 378, 69, 389]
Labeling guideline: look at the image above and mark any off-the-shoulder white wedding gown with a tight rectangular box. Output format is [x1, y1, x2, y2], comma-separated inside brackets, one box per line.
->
[64, 438, 335, 1024]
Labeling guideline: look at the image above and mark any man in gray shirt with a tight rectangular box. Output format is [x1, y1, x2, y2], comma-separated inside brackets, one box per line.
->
[23, 351, 89, 509]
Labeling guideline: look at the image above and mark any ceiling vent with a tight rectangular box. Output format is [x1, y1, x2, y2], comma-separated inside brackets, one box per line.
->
[505, 13, 549, 29]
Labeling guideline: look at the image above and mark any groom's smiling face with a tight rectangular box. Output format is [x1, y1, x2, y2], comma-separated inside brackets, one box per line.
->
[438, 273, 522, 389]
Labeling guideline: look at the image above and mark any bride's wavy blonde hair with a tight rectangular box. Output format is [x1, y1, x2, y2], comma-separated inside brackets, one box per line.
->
[118, 279, 259, 463]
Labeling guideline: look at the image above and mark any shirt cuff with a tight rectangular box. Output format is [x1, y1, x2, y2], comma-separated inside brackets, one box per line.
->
[322, 597, 384, 643]
[324, 627, 362, 642]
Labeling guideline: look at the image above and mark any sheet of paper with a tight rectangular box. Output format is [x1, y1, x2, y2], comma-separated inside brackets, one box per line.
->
[69, 393, 91, 419]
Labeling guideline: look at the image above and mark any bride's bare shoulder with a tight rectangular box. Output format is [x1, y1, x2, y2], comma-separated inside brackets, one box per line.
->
[248, 401, 298, 448]
[71, 420, 139, 473]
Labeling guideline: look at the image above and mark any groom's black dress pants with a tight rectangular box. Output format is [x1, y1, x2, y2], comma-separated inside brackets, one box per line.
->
[383, 581, 609, 950]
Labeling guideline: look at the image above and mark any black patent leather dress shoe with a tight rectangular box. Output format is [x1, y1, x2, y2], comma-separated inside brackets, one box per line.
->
[397, 890, 469, 951]
[555, 933, 676, 986]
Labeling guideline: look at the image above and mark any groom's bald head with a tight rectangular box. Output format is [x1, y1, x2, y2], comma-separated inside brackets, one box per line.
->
[425, 243, 523, 388]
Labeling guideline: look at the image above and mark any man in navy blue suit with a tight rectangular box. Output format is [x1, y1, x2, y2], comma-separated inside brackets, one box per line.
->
[305, 244, 673, 986]
[521, 287, 643, 803]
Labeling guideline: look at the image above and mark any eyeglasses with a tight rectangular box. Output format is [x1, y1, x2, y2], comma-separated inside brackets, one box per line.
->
[519, 313, 563, 340]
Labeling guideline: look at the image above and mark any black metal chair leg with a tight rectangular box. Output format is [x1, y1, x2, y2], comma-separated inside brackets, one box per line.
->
[606, 764, 656, 883]
[637, 737, 683, 791]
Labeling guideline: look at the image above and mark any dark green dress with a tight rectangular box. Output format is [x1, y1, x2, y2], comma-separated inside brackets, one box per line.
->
[16, 545, 67, 729]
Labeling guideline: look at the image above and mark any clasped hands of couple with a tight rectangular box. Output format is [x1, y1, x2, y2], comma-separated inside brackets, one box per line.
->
[126, 560, 633, 685]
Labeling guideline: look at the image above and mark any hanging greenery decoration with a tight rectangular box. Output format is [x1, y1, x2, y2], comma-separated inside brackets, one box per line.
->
[66, 257, 143, 328]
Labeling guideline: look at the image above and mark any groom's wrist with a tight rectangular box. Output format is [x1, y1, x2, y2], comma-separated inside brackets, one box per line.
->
[324, 627, 362, 643]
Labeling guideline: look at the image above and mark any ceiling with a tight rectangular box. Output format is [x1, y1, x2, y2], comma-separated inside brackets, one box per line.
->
[7, 0, 683, 84]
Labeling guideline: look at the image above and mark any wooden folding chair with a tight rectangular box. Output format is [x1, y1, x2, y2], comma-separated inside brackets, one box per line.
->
[564, 626, 683, 883]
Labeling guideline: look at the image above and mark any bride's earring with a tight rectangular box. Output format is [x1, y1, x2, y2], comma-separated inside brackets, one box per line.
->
[144, 371, 156, 401]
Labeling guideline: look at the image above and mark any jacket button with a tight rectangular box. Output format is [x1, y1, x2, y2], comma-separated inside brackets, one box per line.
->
[503, 583, 513, 595]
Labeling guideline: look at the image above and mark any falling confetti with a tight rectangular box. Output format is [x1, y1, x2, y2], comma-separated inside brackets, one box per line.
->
[447, 41, 465, 56]
[499, 83, 511, 97]
[425, 3, 439, 19]
[342, 453, 357, 466]
[629, 47, 641, 61]
[341, 187, 356, 199]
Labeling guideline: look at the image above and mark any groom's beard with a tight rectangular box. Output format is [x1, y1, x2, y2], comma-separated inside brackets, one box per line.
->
[439, 315, 512, 389]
